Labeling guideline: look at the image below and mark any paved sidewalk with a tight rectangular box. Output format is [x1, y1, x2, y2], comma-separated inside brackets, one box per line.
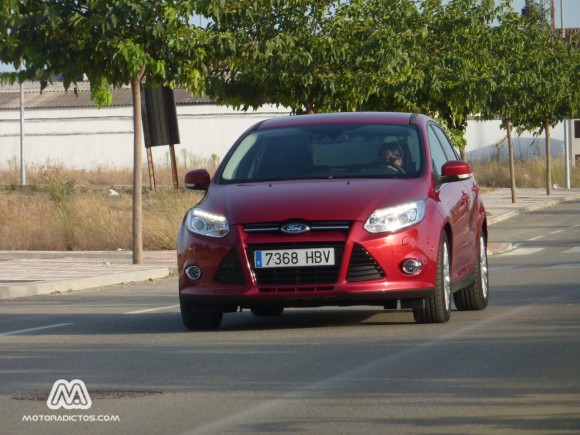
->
[0, 251, 176, 300]
[1, 187, 580, 300]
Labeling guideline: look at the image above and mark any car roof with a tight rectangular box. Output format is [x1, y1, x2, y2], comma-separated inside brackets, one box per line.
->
[256, 112, 427, 130]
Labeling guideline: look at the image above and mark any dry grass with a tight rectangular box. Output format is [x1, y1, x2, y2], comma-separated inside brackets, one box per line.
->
[0, 162, 212, 251]
[0, 157, 578, 251]
[471, 156, 580, 189]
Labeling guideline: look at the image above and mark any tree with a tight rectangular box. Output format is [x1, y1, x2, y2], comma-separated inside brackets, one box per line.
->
[510, 8, 575, 195]
[416, 0, 499, 158]
[0, 0, 210, 263]
[339, 0, 425, 114]
[482, 4, 528, 203]
[205, 0, 425, 115]
[205, 0, 343, 114]
[481, 1, 579, 199]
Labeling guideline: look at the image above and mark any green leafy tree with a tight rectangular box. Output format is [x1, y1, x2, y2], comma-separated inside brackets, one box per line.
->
[417, 0, 499, 158]
[510, 9, 576, 195]
[340, 0, 425, 113]
[206, 0, 343, 114]
[0, 0, 209, 262]
[481, 2, 579, 199]
[205, 0, 423, 115]
[482, 4, 528, 203]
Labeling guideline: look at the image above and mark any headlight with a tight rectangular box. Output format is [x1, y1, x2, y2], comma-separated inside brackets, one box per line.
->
[364, 201, 426, 234]
[187, 208, 230, 238]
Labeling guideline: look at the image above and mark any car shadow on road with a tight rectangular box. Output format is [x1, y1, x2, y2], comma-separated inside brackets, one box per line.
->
[218, 308, 418, 331]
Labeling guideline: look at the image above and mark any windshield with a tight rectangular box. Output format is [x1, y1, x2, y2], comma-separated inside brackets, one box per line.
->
[220, 123, 424, 183]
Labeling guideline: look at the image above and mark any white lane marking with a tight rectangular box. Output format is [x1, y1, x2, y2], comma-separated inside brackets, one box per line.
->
[503, 247, 545, 256]
[124, 304, 179, 315]
[562, 247, 580, 254]
[528, 236, 543, 241]
[0, 323, 73, 336]
[550, 230, 564, 235]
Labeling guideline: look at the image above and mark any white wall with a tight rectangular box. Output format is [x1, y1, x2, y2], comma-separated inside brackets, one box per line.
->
[0, 105, 577, 170]
[465, 118, 577, 163]
[0, 104, 290, 170]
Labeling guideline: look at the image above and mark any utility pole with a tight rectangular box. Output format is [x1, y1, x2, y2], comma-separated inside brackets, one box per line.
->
[19, 67, 26, 186]
[559, 0, 571, 189]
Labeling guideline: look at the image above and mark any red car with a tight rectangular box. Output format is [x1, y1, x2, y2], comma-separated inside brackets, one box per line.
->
[177, 112, 488, 330]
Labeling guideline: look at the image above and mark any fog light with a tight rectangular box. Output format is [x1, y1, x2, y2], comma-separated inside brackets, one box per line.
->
[185, 265, 202, 281]
[402, 259, 422, 275]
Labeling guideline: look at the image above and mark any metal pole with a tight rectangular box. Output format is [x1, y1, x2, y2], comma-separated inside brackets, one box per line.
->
[570, 119, 575, 169]
[564, 120, 570, 189]
[19, 78, 26, 186]
[560, 0, 571, 188]
[560, 0, 564, 38]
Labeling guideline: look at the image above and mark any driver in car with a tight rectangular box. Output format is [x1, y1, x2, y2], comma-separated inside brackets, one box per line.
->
[380, 139, 404, 169]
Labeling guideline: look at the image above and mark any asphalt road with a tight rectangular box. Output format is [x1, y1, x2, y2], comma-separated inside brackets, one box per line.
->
[1, 200, 580, 435]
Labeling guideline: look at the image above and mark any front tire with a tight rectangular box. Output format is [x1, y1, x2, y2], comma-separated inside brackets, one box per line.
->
[413, 232, 452, 324]
[454, 233, 489, 311]
[180, 300, 223, 330]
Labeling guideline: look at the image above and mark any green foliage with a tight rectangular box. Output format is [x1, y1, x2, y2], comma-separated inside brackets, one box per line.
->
[1, 0, 578, 157]
[412, 0, 502, 149]
[204, 0, 425, 115]
[0, 1, 209, 99]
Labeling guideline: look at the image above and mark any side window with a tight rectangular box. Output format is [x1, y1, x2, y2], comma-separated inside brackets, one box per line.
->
[427, 126, 448, 176]
[432, 125, 460, 160]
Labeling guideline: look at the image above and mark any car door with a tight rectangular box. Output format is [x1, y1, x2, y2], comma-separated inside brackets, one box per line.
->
[427, 123, 477, 283]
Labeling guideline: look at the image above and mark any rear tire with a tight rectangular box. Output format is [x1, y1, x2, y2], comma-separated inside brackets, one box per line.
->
[250, 307, 284, 317]
[413, 233, 452, 324]
[180, 300, 223, 330]
[454, 233, 489, 311]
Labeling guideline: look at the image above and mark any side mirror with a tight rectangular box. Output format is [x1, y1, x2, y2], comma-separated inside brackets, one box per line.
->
[184, 169, 211, 190]
[437, 160, 473, 185]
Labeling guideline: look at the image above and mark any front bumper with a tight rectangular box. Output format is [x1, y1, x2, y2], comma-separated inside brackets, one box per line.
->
[177, 218, 439, 307]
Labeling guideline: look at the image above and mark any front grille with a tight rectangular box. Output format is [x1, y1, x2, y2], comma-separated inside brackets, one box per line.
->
[244, 221, 351, 234]
[214, 249, 247, 285]
[247, 243, 345, 286]
[346, 244, 384, 282]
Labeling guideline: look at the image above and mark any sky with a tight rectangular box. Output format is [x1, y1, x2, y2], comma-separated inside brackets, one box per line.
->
[1, 0, 579, 73]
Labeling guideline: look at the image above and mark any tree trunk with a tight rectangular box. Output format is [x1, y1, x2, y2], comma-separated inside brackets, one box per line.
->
[460, 147, 467, 161]
[131, 66, 146, 264]
[506, 121, 517, 203]
[545, 120, 551, 196]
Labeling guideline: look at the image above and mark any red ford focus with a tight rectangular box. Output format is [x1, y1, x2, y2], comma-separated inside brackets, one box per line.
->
[177, 112, 489, 330]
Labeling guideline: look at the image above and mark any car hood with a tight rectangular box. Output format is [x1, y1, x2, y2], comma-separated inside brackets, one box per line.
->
[200, 178, 429, 224]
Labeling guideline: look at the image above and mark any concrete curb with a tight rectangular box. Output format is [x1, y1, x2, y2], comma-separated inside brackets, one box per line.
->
[0, 267, 170, 300]
[486, 192, 580, 225]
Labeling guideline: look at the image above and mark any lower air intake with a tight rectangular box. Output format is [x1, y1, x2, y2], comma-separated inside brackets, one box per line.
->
[347, 244, 384, 282]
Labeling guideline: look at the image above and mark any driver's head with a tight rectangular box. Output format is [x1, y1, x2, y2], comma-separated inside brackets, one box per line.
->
[381, 140, 403, 167]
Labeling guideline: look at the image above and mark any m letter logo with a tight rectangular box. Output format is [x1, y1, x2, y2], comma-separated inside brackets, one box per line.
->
[47, 379, 92, 410]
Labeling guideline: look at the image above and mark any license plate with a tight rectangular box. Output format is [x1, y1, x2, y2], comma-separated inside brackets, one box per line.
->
[254, 248, 335, 268]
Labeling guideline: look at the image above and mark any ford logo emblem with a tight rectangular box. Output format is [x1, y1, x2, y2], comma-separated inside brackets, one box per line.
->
[280, 223, 311, 235]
